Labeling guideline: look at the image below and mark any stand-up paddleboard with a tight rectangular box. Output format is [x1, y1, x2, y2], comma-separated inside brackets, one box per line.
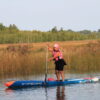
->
[5, 77, 100, 88]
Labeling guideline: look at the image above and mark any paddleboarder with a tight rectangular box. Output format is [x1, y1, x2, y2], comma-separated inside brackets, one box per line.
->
[48, 44, 67, 81]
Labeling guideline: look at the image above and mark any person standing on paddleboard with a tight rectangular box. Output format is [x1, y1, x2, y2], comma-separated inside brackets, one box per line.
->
[48, 44, 67, 81]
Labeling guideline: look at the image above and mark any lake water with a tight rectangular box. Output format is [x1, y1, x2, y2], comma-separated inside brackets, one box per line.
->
[0, 73, 100, 100]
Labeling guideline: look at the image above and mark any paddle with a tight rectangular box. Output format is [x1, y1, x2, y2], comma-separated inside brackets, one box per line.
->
[45, 46, 48, 83]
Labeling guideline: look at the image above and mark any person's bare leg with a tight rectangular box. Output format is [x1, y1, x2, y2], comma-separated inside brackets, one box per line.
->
[55, 70, 60, 81]
[58, 71, 60, 81]
[60, 71, 64, 81]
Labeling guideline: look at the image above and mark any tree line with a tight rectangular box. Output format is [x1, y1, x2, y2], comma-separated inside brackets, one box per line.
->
[0, 23, 100, 44]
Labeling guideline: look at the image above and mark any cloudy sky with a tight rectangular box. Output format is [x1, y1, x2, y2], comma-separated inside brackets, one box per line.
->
[0, 0, 100, 31]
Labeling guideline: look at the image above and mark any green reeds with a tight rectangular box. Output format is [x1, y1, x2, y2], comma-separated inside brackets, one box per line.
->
[0, 31, 100, 44]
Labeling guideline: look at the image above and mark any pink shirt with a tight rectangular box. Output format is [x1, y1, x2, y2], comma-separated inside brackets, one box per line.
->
[52, 50, 63, 61]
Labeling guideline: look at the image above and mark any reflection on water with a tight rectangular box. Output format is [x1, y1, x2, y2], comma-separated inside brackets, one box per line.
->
[45, 86, 66, 100]
[56, 86, 65, 100]
[5, 86, 66, 100]
[4, 83, 100, 100]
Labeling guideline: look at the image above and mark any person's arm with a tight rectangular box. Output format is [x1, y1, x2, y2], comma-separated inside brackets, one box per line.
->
[48, 52, 60, 61]
[47, 44, 53, 52]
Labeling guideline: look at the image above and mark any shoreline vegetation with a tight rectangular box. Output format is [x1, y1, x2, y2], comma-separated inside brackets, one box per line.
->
[0, 23, 100, 79]
[0, 23, 100, 44]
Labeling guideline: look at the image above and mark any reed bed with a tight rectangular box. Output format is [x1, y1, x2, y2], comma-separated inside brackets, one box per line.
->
[0, 40, 100, 79]
[0, 30, 100, 44]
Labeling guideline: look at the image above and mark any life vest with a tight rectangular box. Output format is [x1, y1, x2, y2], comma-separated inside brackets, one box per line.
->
[52, 50, 63, 61]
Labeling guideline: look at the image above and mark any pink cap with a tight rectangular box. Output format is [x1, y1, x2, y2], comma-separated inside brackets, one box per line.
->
[53, 44, 59, 48]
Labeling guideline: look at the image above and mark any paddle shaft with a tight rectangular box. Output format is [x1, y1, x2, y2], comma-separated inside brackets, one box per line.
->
[45, 46, 48, 82]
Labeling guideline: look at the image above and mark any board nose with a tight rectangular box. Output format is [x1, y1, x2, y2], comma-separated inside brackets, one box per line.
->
[5, 81, 15, 87]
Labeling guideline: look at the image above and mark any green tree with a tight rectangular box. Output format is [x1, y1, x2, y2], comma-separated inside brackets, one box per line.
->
[79, 30, 91, 34]
[59, 27, 64, 32]
[51, 26, 58, 32]
[67, 29, 73, 32]
[98, 29, 100, 32]
[0, 23, 5, 31]
[9, 24, 19, 33]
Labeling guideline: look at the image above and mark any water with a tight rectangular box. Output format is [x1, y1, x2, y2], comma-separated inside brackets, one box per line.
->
[0, 73, 100, 100]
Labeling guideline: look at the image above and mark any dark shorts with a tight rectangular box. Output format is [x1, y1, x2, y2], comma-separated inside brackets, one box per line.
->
[55, 59, 67, 71]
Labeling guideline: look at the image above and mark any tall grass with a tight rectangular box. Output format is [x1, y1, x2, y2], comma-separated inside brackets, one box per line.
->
[0, 45, 46, 79]
[0, 40, 100, 79]
[65, 41, 100, 73]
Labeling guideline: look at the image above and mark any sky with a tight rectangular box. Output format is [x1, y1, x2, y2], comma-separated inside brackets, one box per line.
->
[0, 0, 100, 31]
